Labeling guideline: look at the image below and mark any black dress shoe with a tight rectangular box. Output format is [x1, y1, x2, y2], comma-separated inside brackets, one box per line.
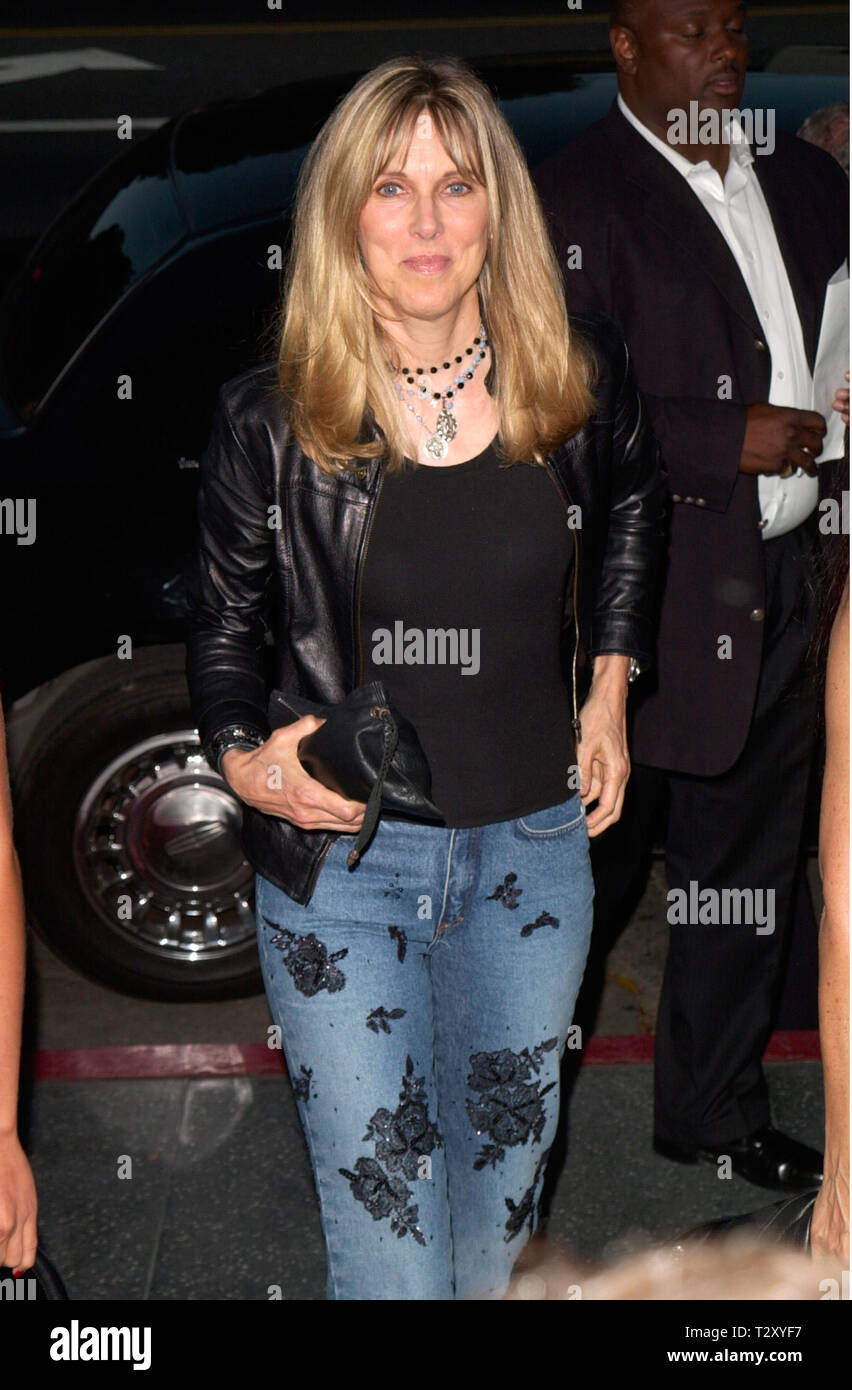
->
[653, 1125, 823, 1192]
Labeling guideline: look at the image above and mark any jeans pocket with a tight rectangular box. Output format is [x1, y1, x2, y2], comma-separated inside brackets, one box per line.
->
[515, 795, 586, 839]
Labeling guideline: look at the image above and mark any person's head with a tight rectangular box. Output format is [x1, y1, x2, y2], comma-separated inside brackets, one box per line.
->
[356, 105, 490, 333]
[276, 55, 595, 474]
[610, 0, 748, 141]
[798, 101, 850, 174]
[503, 1231, 843, 1301]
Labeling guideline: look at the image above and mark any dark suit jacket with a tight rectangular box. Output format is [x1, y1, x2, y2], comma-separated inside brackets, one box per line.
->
[535, 101, 848, 776]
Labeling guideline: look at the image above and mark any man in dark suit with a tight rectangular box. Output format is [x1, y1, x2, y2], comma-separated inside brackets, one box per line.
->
[535, 0, 848, 1190]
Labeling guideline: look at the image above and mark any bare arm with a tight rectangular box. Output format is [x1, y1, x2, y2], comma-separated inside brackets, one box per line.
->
[578, 653, 630, 836]
[0, 701, 38, 1270]
[811, 577, 850, 1264]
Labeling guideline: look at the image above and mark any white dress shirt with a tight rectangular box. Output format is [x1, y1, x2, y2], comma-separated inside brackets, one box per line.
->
[617, 93, 817, 539]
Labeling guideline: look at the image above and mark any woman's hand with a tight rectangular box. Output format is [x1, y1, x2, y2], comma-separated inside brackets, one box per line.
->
[810, 1162, 849, 1265]
[0, 1129, 38, 1271]
[576, 655, 631, 836]
[221, 717, 367, 833]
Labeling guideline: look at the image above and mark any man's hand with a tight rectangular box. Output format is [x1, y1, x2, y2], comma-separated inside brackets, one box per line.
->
[739, 403, 826, 478]
[577, 654, 631, 836]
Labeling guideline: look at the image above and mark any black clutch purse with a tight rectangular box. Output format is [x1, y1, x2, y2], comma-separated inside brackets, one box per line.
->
[267, 680, 445, 866]
[0, 1250, 69, 1299]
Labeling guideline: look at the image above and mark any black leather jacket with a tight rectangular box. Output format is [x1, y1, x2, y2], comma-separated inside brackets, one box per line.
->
[185, 312, 667, 904]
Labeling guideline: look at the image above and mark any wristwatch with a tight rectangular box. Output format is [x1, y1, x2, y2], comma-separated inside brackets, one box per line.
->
[206, 724, 266, 778]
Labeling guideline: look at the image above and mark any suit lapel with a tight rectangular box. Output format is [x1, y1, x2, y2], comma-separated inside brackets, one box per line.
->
[602, 105, 764, 343]
[752, 153, 821, 369]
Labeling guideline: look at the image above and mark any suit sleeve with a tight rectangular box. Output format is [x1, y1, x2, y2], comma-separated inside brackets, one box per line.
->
[638, 392, 747, 512]
[184, 388, 274, 767]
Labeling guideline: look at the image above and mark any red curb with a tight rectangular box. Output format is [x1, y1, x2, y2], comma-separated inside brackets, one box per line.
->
[24, 1043, 287, 1081]
[21, 1030, 821, 1080]
[583, 1035, 656, 1064]
[762, 1029, 823, 1062]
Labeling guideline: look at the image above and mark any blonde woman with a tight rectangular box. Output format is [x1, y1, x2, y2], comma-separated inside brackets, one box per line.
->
[185, 56, 666, 1300]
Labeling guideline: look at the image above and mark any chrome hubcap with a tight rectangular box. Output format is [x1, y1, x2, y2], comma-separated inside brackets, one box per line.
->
[73, 731, 255, 963]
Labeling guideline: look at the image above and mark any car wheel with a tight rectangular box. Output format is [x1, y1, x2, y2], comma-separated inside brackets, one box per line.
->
[13, 645, 263, 1000]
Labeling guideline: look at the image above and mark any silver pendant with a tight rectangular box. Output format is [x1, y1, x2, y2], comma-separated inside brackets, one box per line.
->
[424, 432, 448, 460]
[435, 407, 457, 442]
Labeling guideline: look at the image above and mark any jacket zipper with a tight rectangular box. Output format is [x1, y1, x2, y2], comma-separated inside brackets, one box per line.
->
[545, 458, 582, 743]
[354, 465, 384, 686]
[302, 462, 384, 902]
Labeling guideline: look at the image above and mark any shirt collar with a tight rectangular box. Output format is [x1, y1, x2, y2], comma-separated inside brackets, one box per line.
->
[616, 93, 754, 198]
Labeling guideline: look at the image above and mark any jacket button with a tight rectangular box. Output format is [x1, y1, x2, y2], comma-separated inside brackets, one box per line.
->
[671, 493, 682, 502]
[749, 607, 765, 621]
[684, 496, 695, 504]
[695, 497, 707, 506]
[754, 338, 768, 351]
[356, 466, 367, 478]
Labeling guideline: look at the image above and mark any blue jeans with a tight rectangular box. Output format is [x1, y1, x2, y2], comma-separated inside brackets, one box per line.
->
[255, 791, 594, 1300]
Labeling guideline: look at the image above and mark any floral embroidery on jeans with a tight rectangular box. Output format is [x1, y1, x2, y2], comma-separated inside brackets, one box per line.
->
[291, 1065, 314, 1103]
[466, 1038, 558, 1170]
[388, 925, 407, 963]
[339, 1058, 439, 1246]
[486, 872, 522, 910]
[520, 910, 560, 938]
[504, 1147, 552, 1243]
[263, 919, 348, 996]
[363, 1055, 442, 1180]
[337, 1158, 426, 1245]
[366, 1006, 407, 1034]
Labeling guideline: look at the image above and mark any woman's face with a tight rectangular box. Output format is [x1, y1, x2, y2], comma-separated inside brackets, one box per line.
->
[357, 113, 490, 327]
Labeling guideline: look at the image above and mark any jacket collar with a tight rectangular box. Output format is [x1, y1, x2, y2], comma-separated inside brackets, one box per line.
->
[600, 101, 767, 345]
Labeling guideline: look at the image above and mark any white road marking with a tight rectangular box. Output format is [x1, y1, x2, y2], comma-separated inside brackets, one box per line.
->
[0, 48, 162, 85]
[0, 118, 168, 131]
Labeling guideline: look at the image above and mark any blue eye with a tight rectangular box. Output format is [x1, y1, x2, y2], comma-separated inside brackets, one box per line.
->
[376, 182, 402, 196]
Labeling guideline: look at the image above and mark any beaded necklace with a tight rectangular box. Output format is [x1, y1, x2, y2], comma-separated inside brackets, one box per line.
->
[390, 324, 488, 460]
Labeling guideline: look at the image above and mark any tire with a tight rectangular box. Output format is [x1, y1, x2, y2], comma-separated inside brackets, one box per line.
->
[13, 645, 263, 1000]
[0, 1250, 70, 1300]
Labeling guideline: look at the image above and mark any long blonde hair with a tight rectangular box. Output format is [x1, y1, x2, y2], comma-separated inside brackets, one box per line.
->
[276, 55, 596, 474]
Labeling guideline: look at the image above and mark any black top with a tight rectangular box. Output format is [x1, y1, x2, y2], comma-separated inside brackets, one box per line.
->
[358, 439, 577, 827]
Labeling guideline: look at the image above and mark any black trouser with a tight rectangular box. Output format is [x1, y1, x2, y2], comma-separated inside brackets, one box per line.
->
[592, 520, 819, 1147]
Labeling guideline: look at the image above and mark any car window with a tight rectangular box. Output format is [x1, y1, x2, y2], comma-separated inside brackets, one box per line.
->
[0, 129, 186, 419]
